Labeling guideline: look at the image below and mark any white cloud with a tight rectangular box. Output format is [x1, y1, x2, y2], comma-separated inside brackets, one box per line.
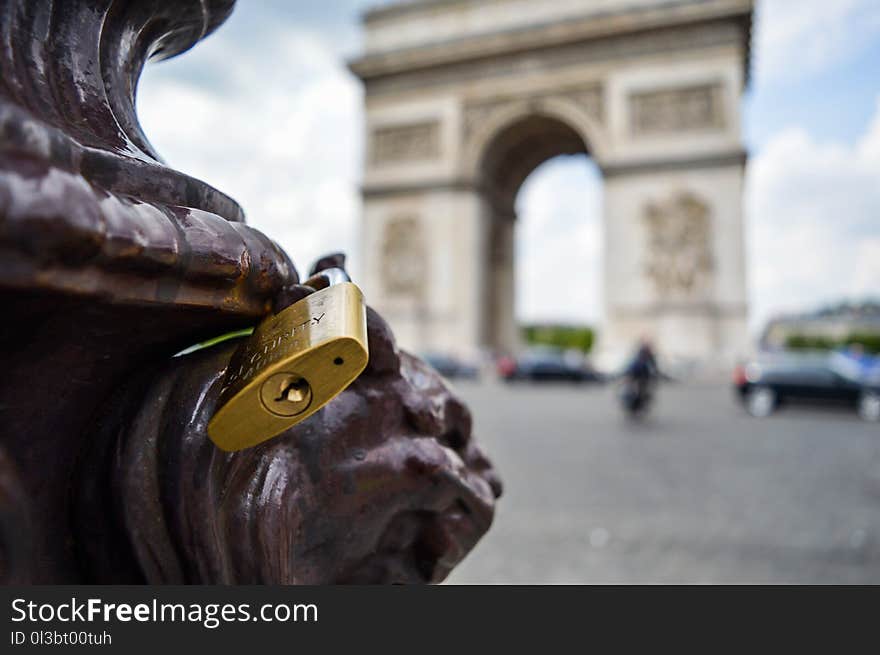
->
[746, 96, 880, 328]
[515, 157, 603, 325]
[755, 0, 880, 84]
[138, 25, 364, 280]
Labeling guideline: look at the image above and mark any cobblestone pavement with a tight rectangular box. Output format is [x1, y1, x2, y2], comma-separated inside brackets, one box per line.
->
[447, 380, 880, 584]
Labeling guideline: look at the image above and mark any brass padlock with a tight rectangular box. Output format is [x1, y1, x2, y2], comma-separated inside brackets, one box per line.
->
[206, 269, 369, 451]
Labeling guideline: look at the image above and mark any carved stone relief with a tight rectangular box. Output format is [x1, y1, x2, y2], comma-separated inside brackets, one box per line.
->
[630, 83, 725, 135]
[462, 84, 603, 142]
[371, 121, 441, 164]
[643, 192, 714, 297]
[381, 216, 427, 298]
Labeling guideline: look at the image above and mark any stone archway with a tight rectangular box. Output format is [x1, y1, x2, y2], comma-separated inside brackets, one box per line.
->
[476, 112, 594, 354]
[351, 0, 753, 364]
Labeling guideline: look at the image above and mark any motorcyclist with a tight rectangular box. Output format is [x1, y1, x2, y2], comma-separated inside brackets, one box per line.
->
[621, 338, 659, 415]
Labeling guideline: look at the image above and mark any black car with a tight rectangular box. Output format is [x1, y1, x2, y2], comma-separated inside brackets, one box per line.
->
[421, 353, 480, 380]
[733, 352, 880, 421]
[500, 348, 602, 383]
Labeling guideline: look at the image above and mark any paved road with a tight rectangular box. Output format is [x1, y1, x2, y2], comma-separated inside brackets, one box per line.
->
[447, 380, 880, 584]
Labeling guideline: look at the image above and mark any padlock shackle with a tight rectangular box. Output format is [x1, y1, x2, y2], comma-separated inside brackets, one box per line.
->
[303, 268, 350, 291]
[174, 269, 354, 358]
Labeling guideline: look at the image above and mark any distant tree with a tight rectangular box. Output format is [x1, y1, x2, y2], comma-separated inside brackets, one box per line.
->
[844, 333, 880, 354]
[521, 324, 595, 354]
[785, 333, 880, 354]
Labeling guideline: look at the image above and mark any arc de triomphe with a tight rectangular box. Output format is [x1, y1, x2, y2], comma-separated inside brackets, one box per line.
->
[350, 0, 752, 365]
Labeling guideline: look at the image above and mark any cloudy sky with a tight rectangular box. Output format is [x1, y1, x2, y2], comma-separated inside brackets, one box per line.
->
[138, 0, 880, 333]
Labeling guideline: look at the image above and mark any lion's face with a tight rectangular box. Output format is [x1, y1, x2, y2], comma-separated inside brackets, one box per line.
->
[279, 309, 502, 584]
[109, 307, 501, 584]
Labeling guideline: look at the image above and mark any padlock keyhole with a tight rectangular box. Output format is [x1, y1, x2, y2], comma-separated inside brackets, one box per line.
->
[276, 378, 309, 404]
[260, 373, 313, 417]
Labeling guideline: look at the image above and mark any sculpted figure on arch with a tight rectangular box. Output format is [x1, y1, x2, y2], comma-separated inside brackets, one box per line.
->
[0, 0, 499, 584]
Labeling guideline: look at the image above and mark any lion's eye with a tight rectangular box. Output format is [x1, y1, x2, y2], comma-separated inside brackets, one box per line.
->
[440, 430, 467, 451]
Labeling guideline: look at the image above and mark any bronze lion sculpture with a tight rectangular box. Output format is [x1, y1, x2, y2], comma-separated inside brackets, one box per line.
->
[76, 272, 502, 584]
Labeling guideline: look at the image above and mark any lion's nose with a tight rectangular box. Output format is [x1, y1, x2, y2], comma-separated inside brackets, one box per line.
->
[440, 397, 503, 499]
[465, 442, 503, 499]
[439, 395, 472, 450]
[486, 470, 503, 499]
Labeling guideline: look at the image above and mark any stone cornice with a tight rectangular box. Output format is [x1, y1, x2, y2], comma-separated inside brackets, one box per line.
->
[352, 0, 753, 83]
[601, 150, 748, 177]
[609, 301, 749, 318]
[361, 150, 748, 197]
[362, 178, 480, 199]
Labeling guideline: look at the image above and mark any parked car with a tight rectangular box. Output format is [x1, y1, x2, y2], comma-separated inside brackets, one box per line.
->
[421, 353, 480, 380]
[498, 348, 603, 383]
[733, 352, 880, 421]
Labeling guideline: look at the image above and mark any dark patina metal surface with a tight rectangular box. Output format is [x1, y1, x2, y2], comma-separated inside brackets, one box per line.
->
[0, 0, 499, 583]
[77, 289, 501, 584]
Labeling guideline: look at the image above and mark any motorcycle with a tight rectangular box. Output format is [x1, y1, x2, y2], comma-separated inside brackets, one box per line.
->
[619, 377, 654, 418]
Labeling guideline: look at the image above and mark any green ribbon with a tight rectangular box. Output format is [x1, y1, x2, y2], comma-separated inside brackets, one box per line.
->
[174, 328, 255, 357]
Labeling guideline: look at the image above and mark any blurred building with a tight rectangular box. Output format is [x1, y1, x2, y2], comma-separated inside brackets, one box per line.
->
[350, 0, 752, 366]
[762, 302, 880, 350]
